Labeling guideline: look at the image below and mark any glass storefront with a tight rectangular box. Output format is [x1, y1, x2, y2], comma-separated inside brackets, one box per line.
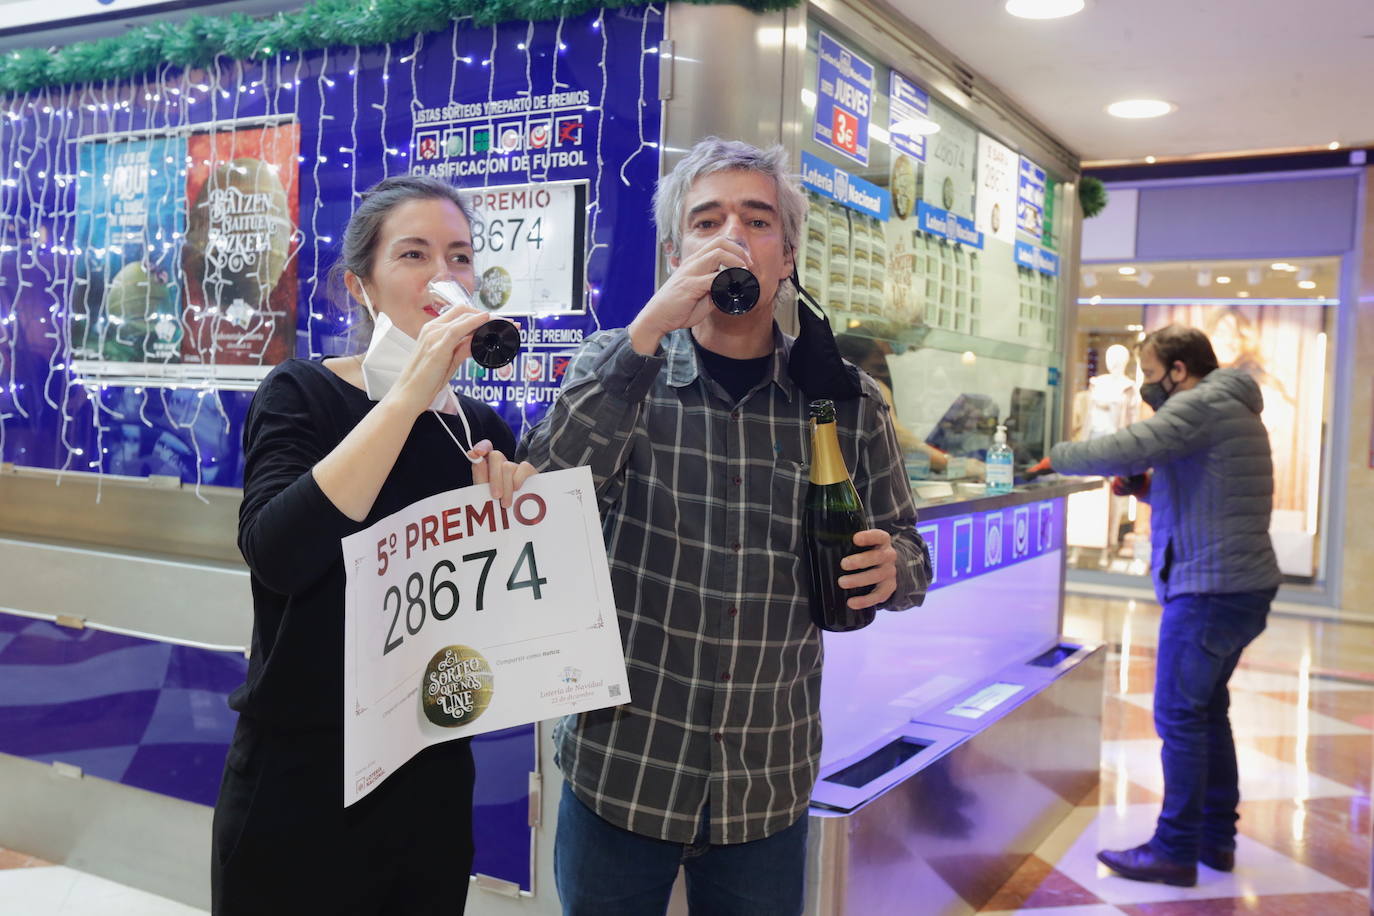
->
[797, 18, 1071, 494]
[1067, 257, 1341, 584]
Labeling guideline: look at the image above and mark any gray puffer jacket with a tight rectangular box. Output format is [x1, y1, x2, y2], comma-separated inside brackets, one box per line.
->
[1051, 368, 1281, 600]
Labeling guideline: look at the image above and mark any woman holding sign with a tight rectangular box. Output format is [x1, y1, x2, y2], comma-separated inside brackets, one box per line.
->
[212, 176, 536, 916]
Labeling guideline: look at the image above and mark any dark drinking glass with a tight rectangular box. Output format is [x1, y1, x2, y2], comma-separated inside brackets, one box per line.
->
[710, 267, 760, 315]
[470, 318, 521, 369]
[803, 399, 875, 632]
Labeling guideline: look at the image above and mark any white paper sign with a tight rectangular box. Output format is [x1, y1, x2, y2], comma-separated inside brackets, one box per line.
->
[975, 133, 1018, 245]
[922, 102, 977, 218]
[468, 181, 585, 314]
[342, 466, 628, 806]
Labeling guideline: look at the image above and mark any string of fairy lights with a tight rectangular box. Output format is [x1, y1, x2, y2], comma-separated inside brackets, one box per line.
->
[0, 6, 664, 493]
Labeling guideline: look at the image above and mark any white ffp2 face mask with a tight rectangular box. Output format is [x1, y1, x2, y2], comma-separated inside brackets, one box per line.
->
[357, 286, 452, 413]
[354, 285, 482, 465]
[358, 311, 455, 413]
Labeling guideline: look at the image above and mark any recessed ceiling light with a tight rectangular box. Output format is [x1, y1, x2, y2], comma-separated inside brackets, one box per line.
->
[1107, 99, 1175, 119]
[1298, 280, 1317, 290]
[1005, 0, 1085, 19]
[1237, 291, 1250, 298]
[1328, 141, 1340, 150]
[1144, 155, 1157, 163]
[1215, 276, 1231, 284]
[1118, 266, 1136, 275]
[1271, 262, 1296, 272]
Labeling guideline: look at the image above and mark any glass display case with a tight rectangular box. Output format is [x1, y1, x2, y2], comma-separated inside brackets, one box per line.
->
[795, 17, 1073, 501]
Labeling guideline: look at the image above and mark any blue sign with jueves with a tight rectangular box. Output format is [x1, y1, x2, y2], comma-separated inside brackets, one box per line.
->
[813, 31, 874, 166]
[916, 200, 984, 249]
[801, 151, 890, 220]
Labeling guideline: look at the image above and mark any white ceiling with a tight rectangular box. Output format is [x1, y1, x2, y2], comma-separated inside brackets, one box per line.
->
[888, 0, 1374, 164]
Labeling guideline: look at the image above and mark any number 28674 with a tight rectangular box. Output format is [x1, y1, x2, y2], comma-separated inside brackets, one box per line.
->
[381, 542, 547, 656]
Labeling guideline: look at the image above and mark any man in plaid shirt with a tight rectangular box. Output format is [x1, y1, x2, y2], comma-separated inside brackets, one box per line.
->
[519, 137, 930, 915]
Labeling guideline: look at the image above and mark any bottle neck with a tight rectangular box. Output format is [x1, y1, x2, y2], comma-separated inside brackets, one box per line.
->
[809, 417, 850, 485]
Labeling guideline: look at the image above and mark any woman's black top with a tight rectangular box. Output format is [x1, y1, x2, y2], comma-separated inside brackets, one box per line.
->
[231, 358, 515, 731]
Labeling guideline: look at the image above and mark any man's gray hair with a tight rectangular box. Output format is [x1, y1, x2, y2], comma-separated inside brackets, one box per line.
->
[653, 137, 807, 260]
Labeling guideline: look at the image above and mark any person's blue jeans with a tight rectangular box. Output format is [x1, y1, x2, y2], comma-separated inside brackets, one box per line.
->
[553, 783, 808, 916]
[1150, 588, 1273, 864]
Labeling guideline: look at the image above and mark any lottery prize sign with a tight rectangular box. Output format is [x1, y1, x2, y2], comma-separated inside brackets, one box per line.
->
[342, 467, 629, 806]
[467, 181, 587, 314]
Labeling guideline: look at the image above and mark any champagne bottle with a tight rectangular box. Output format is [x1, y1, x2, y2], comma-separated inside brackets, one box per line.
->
[803, 399, 876, 632]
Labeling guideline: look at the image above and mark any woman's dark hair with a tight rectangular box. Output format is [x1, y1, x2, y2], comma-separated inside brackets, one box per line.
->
[327, 175, 479, 348]
[1141, 323, 1219, 378]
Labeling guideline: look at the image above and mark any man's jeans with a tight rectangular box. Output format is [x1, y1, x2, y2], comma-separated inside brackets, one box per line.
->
[553, 783, 808, 916]
[1150, 588, 1274, 864]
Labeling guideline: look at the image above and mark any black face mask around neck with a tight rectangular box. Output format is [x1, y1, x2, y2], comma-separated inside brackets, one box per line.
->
[786, 267, 864, 401]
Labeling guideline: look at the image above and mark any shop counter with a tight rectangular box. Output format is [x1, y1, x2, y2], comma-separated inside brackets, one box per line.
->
[801, 476, 1106, 914]
[911, 476, 1104, 519]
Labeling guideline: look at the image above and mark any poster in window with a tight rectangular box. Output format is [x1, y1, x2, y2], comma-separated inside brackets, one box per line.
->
[180, 123, 301, 368]
[72, 135, 188, 365]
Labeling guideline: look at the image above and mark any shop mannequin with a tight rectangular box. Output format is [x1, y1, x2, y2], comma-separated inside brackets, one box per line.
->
[1076, 345, 1138, 440]
[1070, 344, 1140, 560]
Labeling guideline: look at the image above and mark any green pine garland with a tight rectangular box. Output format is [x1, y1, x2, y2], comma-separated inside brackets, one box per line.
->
[1079, 176, 1108, 219]
[1, 0, 798, 95]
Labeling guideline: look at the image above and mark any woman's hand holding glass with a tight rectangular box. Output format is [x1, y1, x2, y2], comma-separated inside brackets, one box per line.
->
[385, 303, 494, 417]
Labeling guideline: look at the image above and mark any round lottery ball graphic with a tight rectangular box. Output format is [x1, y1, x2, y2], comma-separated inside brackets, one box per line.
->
[421, 645, 495, 728]
[479, 266, 513, 311]
[183, 157, 293, 310]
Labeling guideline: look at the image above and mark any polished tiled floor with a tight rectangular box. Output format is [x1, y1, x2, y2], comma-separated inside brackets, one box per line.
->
[982, 593, 1374, 916]
[0, 854, 202, 915]
[1, 593, 1370, 914]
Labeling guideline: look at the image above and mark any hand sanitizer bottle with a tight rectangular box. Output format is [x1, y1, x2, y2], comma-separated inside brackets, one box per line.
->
[986, 424, 1014, 495]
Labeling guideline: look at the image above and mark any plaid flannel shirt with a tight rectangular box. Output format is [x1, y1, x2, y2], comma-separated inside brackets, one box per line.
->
[518, 326, 930, 844]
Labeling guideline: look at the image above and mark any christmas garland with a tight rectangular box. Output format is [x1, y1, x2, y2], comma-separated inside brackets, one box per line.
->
[1079, 175, 1107, 218]
[0, 0, 797, 95]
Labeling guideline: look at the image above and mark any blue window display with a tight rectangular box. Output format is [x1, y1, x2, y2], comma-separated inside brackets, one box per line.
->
[0, 7, 664, 490]
[0, 7, 666, 894]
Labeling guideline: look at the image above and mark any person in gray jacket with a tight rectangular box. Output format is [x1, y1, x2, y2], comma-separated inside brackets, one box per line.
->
[1046, 323, 1281, 887]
